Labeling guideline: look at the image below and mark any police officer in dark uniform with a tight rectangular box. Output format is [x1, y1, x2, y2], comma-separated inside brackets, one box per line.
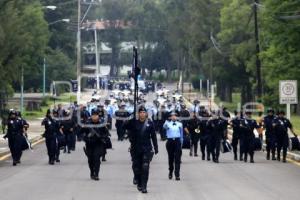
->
[199, 110, 211, 160]
[42, 109, 62, 165]
[82, 109, 110, 180]
[231, 110, 242, 161]
[264, 108, 277, 160]
[5, 110, 24, 166]
[239, 111, 260, 163]
[61, 110, 75, 154]
[207, 111, 227, 163]
[272, 110, 297, 163]
[115, 103, 130, 141]
[186, 112, 201, 157]
[163, 112, 183, 180]
[158, 105, 168, 141]
[124, 106, 158, 194]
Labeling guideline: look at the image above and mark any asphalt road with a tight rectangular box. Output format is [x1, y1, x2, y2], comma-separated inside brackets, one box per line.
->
[0, 87, 300, 200]
[0, 133, 300, 200]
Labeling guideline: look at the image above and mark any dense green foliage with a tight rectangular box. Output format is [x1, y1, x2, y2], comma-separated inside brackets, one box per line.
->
[0, 0, 299, 112]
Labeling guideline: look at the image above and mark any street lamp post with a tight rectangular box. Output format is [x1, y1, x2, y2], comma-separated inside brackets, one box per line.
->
[42, 19, 70, 97]
[76, 0, 81, 103]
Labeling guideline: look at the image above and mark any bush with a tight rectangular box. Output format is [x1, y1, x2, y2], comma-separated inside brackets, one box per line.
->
[191, 75, 200, 89]
[40, 97, 50, 107]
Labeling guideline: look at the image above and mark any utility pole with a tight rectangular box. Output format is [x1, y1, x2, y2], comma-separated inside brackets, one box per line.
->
[254, 0, 262, 100]
[43, 57, 46, 97]
[76, 0, 81, 103]
[94, 28, 100, 90]
[20, 66, 24, 113]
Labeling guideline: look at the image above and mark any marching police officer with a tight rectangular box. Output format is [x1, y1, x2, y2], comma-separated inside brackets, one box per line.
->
[207, 111, 227, 163]
[272, 110, 297, 163]
[239, 111, 260, 163]
[231, 110, 242, 161]
[42, 109, 62, 165]
[5, 110, 24, 166]
[158, 105, 168, 141]
[115, 103, 130, 141]
[82, 109, 110, 180]
[199, 110, 211, 160]
[124, 106, 158, 193]
[163, 112, 183, 180]
[264, 108, 277, 160]
[186, 112, 201, 157]
[61, 110, 75, 154]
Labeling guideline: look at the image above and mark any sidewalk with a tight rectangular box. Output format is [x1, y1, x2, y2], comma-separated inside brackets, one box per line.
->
[0, 119, 44, 157]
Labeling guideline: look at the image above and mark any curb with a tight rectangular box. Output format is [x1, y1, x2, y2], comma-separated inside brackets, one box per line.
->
[0, 136, 45, 161]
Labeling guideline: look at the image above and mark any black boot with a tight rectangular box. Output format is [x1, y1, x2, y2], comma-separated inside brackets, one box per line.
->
[133, 177, 138, 185]
[266, 152, 270, 160]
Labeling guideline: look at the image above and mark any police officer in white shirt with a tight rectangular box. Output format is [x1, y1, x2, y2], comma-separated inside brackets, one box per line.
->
[163, 112, 183, 181]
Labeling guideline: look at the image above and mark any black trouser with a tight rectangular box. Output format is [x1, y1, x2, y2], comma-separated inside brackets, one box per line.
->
[158, 121, 166, 140]
[209, 135, 221, 160]
[232, 136, 241, 159]
[70, 133, 76, 150]
[132, 150, 153, 189]
[276, 134, 288, 160]
[190, 133, 200, 155]
[85, 143, 104, 177]
[240, 137, 255, 161]
[8, 134, 22, 163]
[266, 133, 277, 158]
[116, 126, 125, 141]
[200, 136, 210, 159]
[45, 136, 58, 162]
[65, 132, 75, 152]
[166, 138, 182, 177]
[107, 116, 112, 130]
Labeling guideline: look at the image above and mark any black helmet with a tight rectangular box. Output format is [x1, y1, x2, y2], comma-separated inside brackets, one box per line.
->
[267, 108, 274, 113]
[9, 109, 16, 116]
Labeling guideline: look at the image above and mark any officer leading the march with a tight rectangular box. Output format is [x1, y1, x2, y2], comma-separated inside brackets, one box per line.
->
[163, 112, 183, 181]
[82, 109, 110, 181]
[5, 110, 24, 166]
[124, 106, 158, 194]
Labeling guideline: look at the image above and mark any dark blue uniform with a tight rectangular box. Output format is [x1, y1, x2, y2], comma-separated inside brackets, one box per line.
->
[61, 118, 75, 153]
[187, 116, 201, 157]
[125, 119, 158, 192]
[207, 117, 227, 163]
[199, 115, 211, 160]
[272, 117, 292, 162]
[82, 120, 110, 180]
[42, 116, 61, 164]
[239, 118, 259, 163]
[264, 115, 276, 160]
[115, 108, 130, 141]
[231, 116, 242, 160]
[6, 118, 24, 165]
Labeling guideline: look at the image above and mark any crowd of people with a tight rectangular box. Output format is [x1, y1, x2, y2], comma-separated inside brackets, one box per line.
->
[2, 88, 299, 194]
